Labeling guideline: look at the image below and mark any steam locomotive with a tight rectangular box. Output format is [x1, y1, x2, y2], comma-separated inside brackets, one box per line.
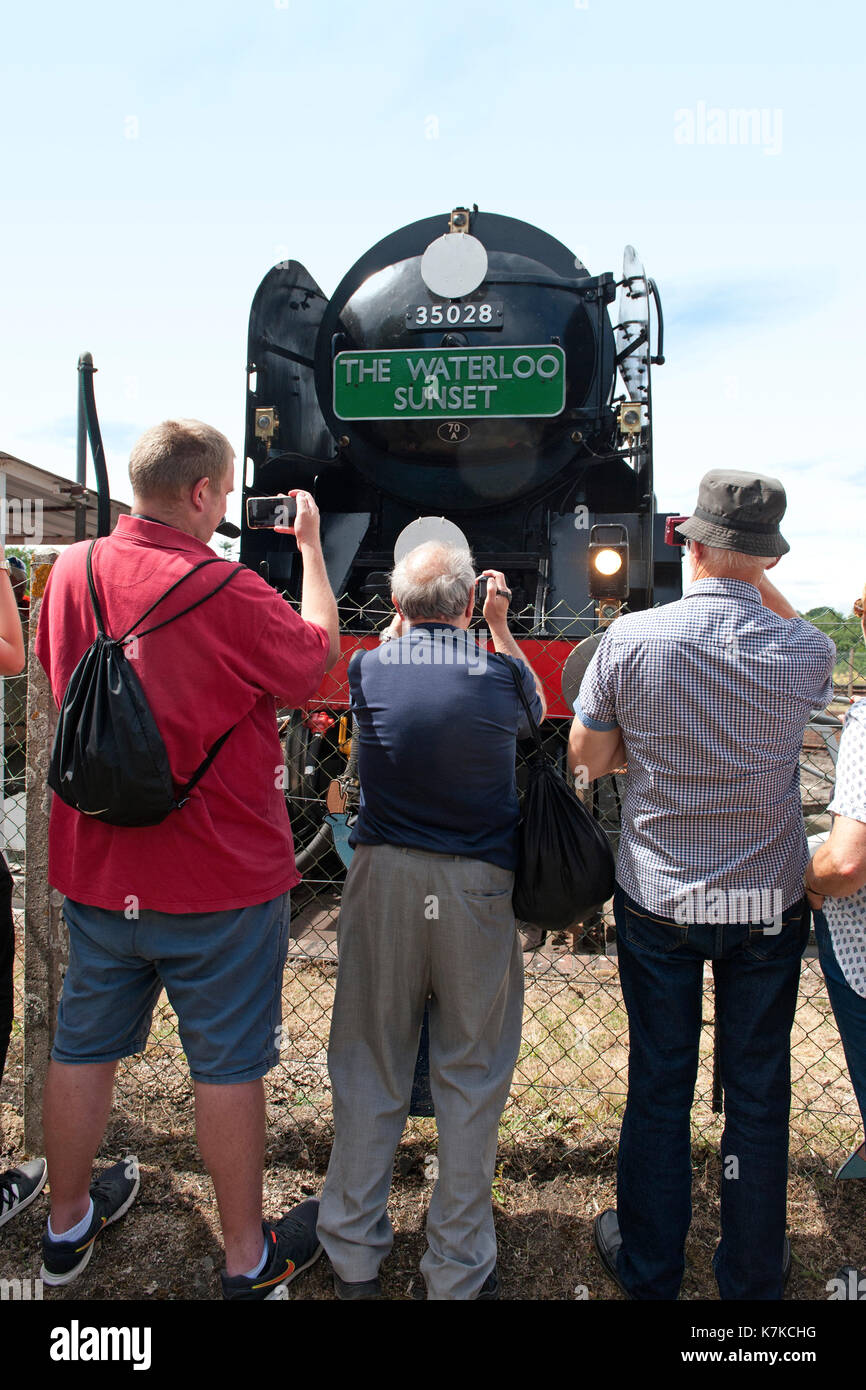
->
[238, 207, 681, 872]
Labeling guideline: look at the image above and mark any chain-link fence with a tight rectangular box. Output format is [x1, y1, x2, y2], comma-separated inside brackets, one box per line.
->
[1, 563, 29, 1139]
[3, 590, 865, 1167]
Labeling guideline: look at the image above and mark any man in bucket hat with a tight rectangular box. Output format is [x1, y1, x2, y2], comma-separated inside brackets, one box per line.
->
[676, 470, 791, 557]
[567, 469, 835, 1300]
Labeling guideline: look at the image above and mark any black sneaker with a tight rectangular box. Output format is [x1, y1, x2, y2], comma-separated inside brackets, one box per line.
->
[221, 1199, 323, 1300]
[40, 1157, 140, 1286]
[593, 1209, 634, 1299]
[411, 1265, 500, 1300]
[0, 1158, 48, 1229]
[474, 1265, 500, 1300]
[333, 1270, 382, 1300]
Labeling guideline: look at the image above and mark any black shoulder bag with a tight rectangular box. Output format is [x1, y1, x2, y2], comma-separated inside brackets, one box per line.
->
[505, 656, 616, 930]
[47, 541, 242, 827]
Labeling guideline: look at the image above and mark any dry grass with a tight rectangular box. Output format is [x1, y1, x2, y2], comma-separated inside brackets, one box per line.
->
[2, 936, 863, 1302]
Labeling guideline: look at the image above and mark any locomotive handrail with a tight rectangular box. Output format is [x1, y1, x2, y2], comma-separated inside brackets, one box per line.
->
[647, 278, 665, 365]
[77, 352, 111, 539]
[482, 271, 614, 299]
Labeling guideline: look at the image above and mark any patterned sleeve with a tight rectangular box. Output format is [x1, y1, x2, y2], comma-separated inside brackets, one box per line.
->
[798, 623, 836, 710]
[573, 630, 619, 732]
[828, 700, 866, 825]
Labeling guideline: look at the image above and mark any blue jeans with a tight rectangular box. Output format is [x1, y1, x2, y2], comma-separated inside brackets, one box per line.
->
[814, 909, 866, 1135]
[614, 886, 810, 1300]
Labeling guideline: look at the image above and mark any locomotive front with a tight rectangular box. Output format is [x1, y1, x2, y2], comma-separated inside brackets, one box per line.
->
[240, 205, 681, 885]
[241, 205, 680, 646]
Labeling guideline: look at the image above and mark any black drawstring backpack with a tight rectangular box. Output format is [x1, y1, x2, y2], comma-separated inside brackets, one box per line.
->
[505, 656, 616, 930]
[47, 540, 242, 827]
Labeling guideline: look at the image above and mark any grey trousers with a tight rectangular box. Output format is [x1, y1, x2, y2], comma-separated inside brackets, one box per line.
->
[317, 842, 524, 1299]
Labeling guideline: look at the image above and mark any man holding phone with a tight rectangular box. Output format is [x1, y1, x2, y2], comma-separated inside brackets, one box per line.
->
[36, 419, 339, 1299]
[317, 541, 546, 1299]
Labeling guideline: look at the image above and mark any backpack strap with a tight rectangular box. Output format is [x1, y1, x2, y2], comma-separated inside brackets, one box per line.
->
[85, 541, 246, 806]
[173, 724, 237, 809]
[85, 539, 241, 643]
[85, 541, 107, 636]
[125, 564, 240, 641]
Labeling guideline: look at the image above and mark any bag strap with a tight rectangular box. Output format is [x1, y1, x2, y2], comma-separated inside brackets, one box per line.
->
[127, 564, 240, 641]
[85, 540, 245, 805]
[85, 541, 108, 636]
[503, 655, 547, 759]
[173, 724, 237, 808]
[85, 540, 240, 643]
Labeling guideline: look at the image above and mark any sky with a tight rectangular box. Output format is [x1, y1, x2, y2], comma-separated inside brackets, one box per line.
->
[1, 0, 864, 611]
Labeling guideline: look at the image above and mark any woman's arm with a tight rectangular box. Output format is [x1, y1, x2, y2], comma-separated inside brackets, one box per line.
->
[0, 548, 25, 676]
[806, 815, 866, 900]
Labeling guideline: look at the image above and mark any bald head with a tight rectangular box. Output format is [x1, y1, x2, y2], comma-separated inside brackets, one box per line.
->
[390, 542, 475, 622]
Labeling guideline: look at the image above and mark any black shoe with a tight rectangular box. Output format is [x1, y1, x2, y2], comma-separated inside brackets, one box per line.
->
[40, 1157, 140, 1286]
[221, 1199, 323, 1300]
[333, 1271, 382, 1300]
[0, 1158, 48, 1229]
[474, 1265, 500, 1300]
[593, 1209, 634, 1299]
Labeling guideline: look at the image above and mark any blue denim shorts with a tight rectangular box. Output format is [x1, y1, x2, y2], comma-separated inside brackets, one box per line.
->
[52, 892, 291, 1085]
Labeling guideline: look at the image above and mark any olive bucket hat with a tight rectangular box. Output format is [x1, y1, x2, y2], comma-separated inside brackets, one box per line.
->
[676, 469, 790, 557]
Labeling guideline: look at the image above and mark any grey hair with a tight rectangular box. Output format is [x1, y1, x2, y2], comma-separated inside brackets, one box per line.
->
[690, 542, 776, 576]
[390, 542, 476, 620]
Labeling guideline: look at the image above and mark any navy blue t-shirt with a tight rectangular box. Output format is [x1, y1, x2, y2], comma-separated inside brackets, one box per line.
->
[347, 623, 544, 870]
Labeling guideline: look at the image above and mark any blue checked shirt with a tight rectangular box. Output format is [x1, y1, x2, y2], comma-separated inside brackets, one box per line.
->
[575, 578, 836, 918]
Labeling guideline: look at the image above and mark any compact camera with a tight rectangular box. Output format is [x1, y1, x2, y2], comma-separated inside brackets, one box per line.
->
[664, 515, 690, 547]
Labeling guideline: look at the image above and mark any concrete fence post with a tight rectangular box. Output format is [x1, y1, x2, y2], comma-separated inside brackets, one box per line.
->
[23, 548, 60, 1153]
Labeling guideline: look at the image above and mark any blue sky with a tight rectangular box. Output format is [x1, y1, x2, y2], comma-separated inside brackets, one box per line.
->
[2, 0, 864, 609]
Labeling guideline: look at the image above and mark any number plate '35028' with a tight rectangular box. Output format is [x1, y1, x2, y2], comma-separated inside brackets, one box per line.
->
[406, 302, 503, 330]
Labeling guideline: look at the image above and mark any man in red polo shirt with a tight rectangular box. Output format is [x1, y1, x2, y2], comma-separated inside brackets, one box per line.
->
[35, 418, 339, 1299]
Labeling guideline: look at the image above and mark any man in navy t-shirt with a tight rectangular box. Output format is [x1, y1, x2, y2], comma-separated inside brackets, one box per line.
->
[317, 541, 545, 1300]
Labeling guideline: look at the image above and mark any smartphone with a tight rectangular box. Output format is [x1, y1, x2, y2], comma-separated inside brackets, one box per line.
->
[245, 495, 298, 530]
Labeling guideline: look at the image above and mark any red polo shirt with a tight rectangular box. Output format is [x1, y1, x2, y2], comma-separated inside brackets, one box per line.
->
[35, 516, 330, 912]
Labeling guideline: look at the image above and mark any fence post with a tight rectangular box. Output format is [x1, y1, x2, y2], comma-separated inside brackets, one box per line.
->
[23, 548, 60, 1153]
